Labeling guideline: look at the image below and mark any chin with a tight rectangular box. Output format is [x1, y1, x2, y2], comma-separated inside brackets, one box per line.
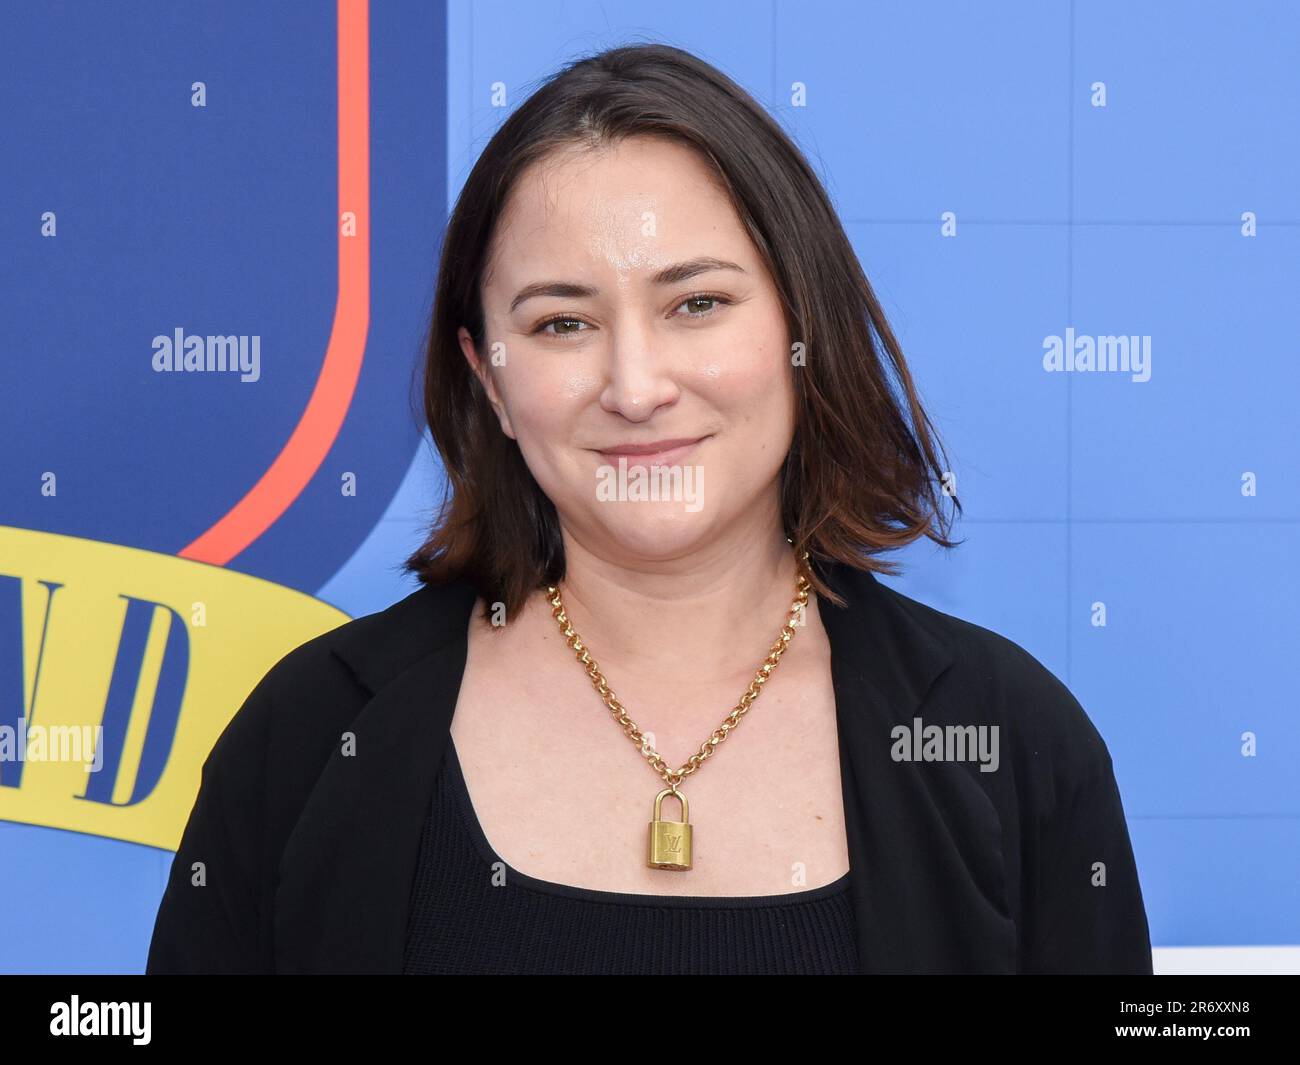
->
[595, 505, 715, 561]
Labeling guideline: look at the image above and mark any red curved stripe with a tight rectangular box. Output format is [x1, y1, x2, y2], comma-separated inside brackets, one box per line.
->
[180, 0, 369, 565]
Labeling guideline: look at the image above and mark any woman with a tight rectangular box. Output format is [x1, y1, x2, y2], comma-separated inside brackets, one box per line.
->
[147, 43, 1152, 974]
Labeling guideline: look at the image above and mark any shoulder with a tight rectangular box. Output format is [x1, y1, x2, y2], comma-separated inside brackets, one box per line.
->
[203, 578, 477, 786]
[871, 576, 1114, 784]
[837, 568, 1154, 972]
[247, 578, 476, 707]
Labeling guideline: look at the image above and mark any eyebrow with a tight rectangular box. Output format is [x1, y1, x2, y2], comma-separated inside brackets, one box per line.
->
[508, 256, 746, 313]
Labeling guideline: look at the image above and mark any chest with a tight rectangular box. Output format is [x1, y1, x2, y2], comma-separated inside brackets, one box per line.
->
[448, 613, 850, 897]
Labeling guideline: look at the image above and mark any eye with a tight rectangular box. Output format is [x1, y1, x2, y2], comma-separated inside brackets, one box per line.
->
[533, 316, 592, 338]
[673, 293, 731, 318]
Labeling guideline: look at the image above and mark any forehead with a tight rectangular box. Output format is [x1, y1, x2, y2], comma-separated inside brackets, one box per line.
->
[485, 135, 749, 285]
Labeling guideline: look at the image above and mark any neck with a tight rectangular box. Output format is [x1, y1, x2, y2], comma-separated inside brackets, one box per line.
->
[547, 522, 806, 686]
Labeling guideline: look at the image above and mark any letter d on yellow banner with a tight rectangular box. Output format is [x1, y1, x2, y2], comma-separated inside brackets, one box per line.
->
[0, 525, 350, 849]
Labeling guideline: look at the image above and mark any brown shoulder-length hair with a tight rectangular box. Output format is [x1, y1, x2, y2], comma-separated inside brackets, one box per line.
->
[405, 42, 962, 619]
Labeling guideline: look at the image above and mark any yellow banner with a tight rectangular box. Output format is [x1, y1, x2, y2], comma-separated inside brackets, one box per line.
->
[0, 525, 350, 850]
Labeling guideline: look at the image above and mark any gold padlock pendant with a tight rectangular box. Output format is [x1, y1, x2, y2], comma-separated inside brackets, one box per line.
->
[647, 786, 692, 870]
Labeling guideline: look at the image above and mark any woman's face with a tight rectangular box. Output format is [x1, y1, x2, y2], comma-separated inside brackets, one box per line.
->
[461, 134, 796, 565]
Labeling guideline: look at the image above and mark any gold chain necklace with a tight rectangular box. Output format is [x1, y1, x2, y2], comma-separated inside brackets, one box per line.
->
[545, 551, 812, 871]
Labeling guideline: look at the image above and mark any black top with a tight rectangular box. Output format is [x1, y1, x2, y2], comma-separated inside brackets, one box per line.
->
[146, 557, 1153, 974]
[402, 738, 858, 974]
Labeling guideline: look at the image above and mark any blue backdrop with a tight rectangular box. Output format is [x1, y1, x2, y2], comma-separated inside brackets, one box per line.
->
[1, 0, 1296, 973]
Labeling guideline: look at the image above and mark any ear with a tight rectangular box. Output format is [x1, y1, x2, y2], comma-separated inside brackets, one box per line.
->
[458, 325, 516, 440]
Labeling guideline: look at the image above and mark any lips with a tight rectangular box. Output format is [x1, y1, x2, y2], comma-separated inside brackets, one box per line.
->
[595, 436, 708, 466]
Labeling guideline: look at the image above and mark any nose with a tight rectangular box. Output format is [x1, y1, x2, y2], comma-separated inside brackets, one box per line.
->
[598, 318, 680, 422]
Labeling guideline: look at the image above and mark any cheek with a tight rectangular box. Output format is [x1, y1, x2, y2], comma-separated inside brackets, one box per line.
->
[695, 314, 794, 421]
[496, 364, 598, 490]
[501, 361, 598, 434]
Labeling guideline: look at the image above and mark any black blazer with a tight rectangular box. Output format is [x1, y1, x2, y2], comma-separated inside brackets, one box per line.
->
[146, 556, 1153, 974]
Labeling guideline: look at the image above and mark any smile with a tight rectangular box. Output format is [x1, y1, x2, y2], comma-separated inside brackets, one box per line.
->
[594, 436, 709, 466]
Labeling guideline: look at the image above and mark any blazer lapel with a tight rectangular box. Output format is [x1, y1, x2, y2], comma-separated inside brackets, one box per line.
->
[815, 557, 1018, 973]
[273, 578, 477, 974]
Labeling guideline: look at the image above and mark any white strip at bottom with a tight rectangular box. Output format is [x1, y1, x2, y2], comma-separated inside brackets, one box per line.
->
[1153, 946, 1300, 975]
